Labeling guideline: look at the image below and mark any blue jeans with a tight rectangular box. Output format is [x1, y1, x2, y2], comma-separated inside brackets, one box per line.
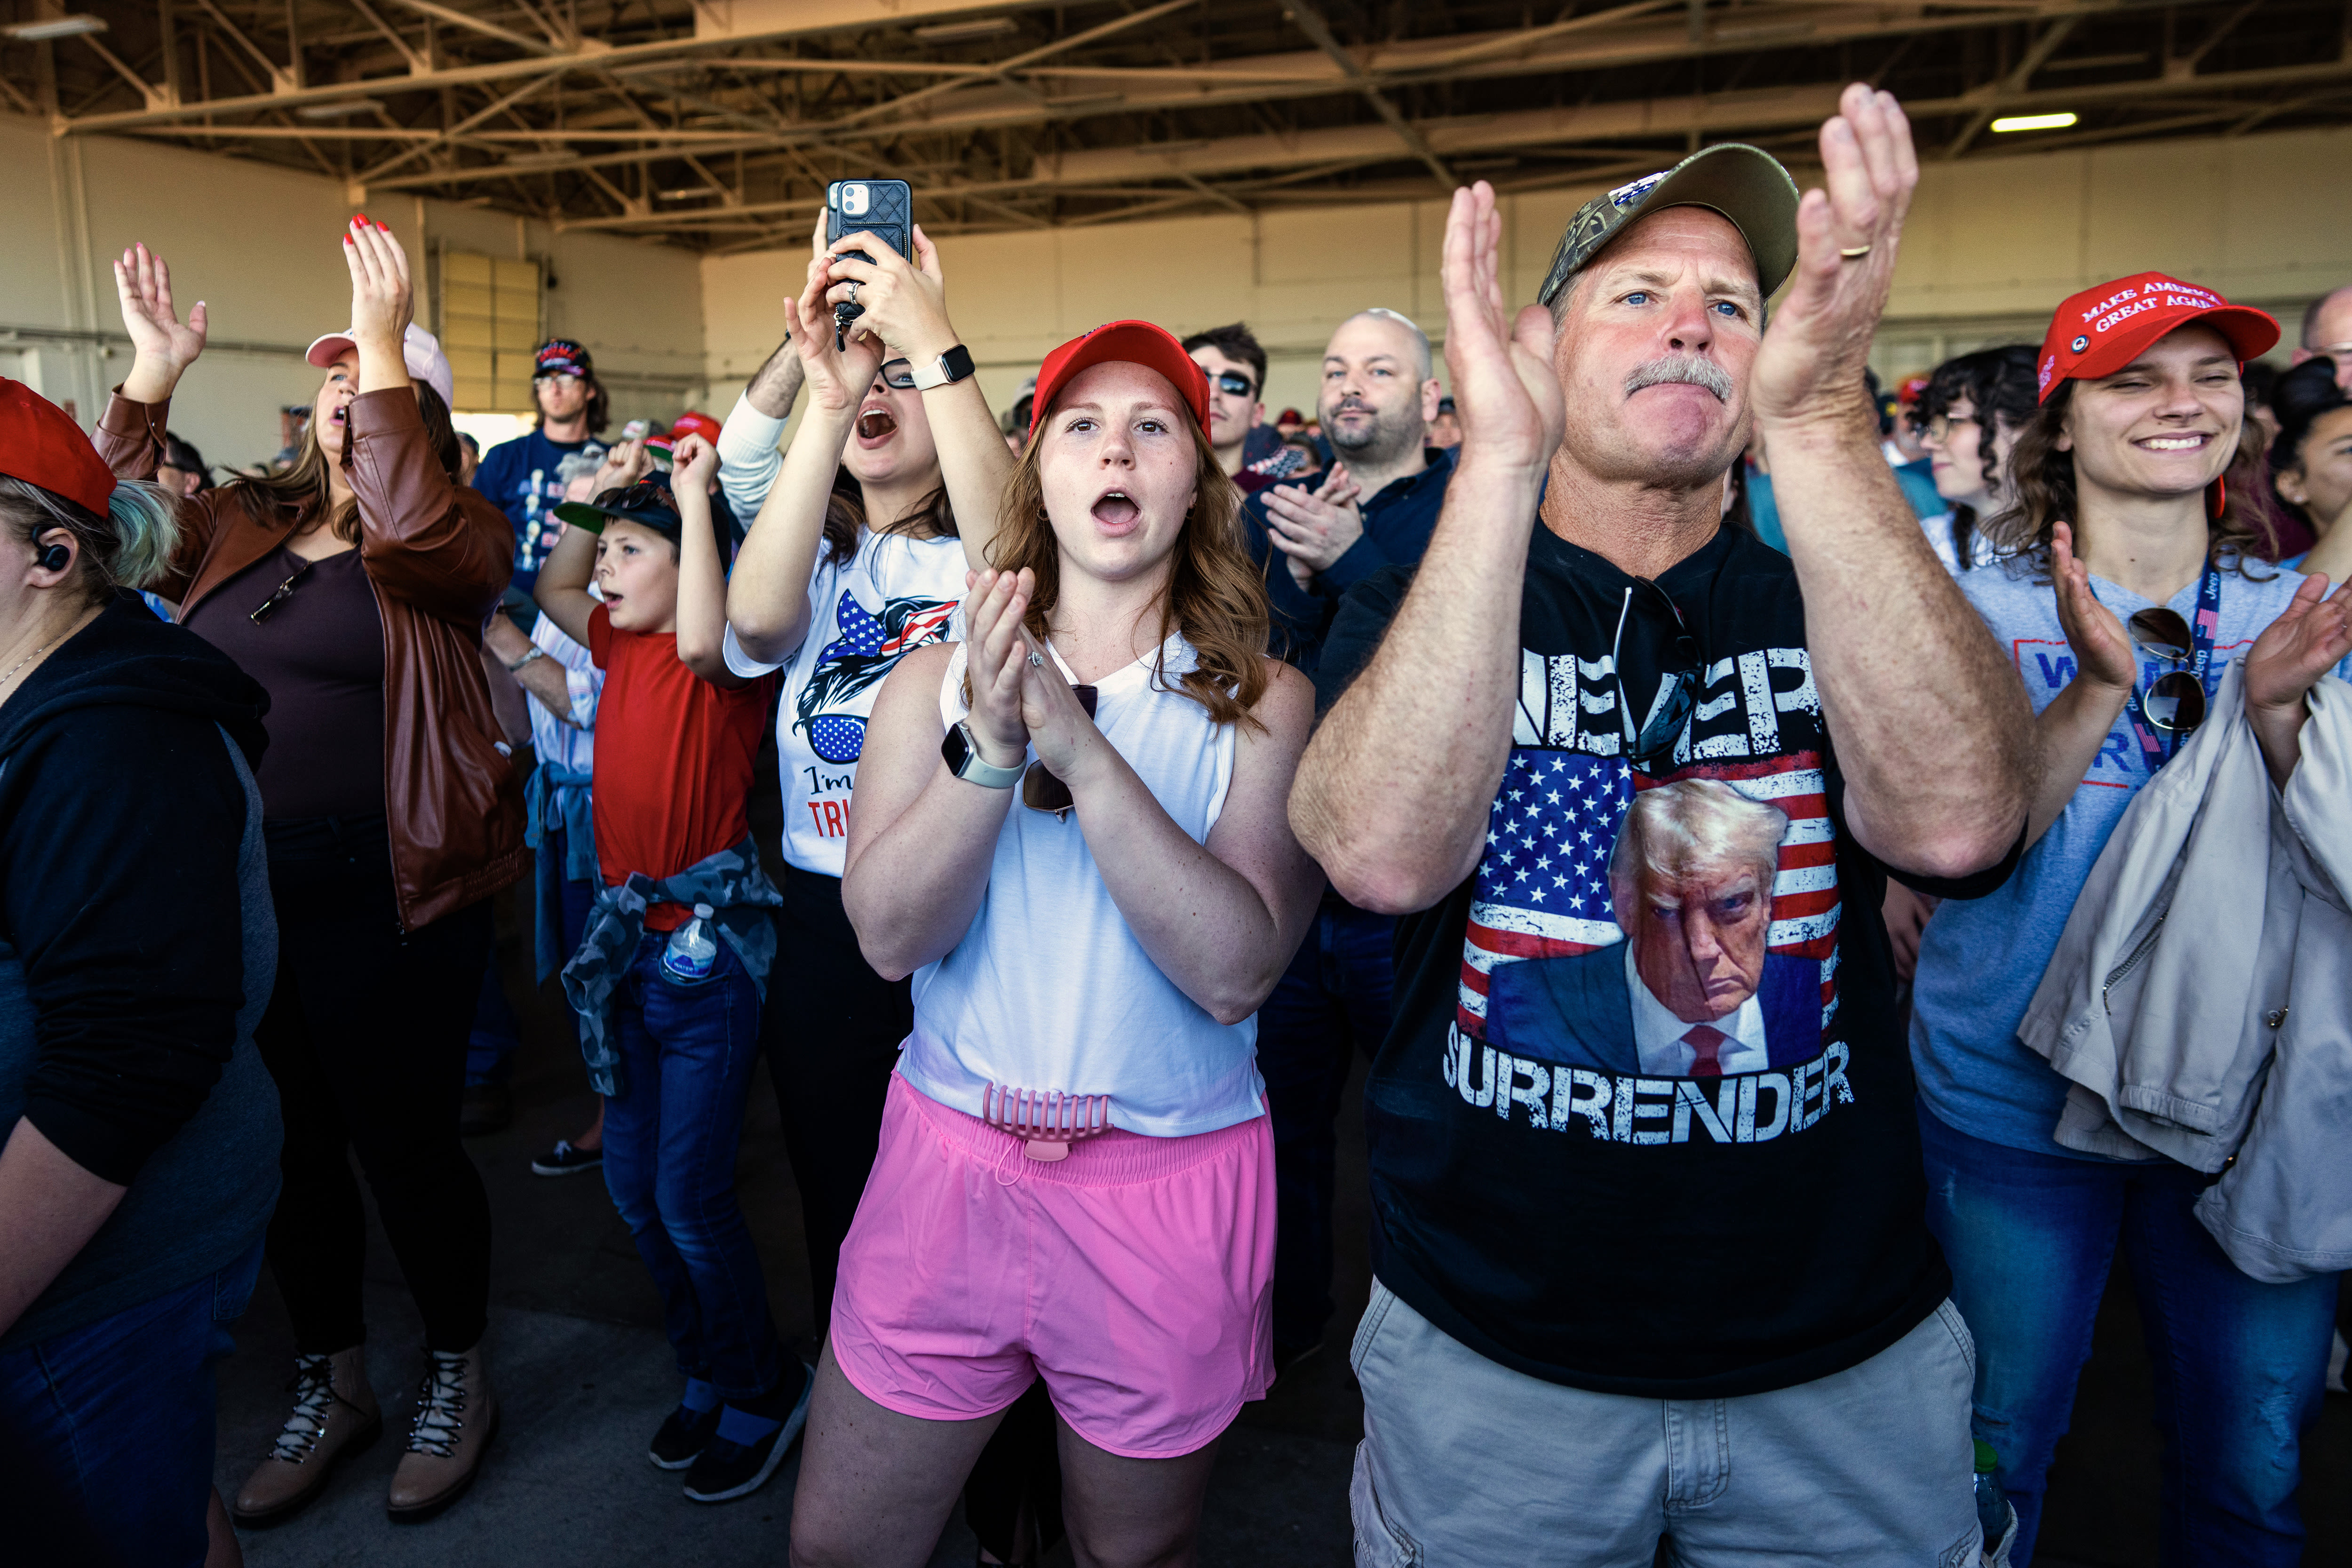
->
[467, 826, 597, 1086]
[1256, 895, 1394, 1352]
[1919, 1104, 2338, 1567]
[0, 1238, 263, 1568]
[600, 929, 782, 1402]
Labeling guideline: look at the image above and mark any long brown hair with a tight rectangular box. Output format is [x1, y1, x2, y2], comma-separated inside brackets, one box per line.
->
[1979, 378, 2273, 580]
[227, 381, 462, 543]
[987, 413, 1270, 729]
[820, 463, 957, 565]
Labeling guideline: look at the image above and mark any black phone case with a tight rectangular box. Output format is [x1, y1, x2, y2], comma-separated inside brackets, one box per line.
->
[828, 180, 912, 263]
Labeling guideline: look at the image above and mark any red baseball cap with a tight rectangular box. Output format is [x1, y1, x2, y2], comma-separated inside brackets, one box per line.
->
[1029, 321, 1210, 442]
[0, 377, 115, 517]
[2035, 272, 2279, 403]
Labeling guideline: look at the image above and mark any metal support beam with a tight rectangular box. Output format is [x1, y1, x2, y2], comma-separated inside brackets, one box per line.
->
[348, 0, 431, 75]
[377, 0, 553, 57]
[1284, 0, 1457, 190]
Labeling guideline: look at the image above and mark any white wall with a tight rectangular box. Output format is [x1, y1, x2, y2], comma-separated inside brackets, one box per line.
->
[703, 123, 2352, 424]
[0, 113, 704, 476]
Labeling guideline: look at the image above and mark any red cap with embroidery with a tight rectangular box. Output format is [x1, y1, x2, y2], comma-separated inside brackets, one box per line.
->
[0, 378, 115, 517]
[2034, 272, 2279, 403]
[1030, 321, 1210, 442]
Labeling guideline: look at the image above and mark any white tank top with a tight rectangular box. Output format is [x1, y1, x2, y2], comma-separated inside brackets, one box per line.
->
[896, 632, 1263, 1138]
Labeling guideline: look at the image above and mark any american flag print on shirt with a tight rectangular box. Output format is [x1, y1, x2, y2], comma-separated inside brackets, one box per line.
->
[794, 591, 959, 763]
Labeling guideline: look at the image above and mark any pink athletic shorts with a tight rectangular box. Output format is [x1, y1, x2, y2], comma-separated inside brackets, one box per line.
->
[829, 1072, 1275, 1460]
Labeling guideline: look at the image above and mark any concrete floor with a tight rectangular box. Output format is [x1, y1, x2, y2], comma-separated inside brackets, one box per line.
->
[213, 890, 2348, 1567]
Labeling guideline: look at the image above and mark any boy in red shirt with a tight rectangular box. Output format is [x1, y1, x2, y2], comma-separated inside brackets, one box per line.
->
[534, 435, 806, 1503]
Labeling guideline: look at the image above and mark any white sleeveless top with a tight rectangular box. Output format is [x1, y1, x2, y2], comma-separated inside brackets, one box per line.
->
[896, 632, 1263, 1137]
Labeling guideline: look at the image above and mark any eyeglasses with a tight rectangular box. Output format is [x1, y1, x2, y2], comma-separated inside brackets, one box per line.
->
[1021, 684, 1100, 818]
[1609, 579, 1702, 773]
[1209, 370, 1255, 400]
[1920, 413, 1978, 444]
[878, 358, 918, 390]
[250, 560, 314, 623]
[2126, 606, 2206, 739]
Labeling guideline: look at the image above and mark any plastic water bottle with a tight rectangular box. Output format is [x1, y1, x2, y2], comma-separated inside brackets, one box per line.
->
[661, 904, 719, 984]
[1973, 1440, 2010, 1562]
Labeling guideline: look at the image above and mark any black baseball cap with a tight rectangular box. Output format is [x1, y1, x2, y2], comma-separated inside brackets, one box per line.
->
[1537, 145, 1802, 308]
[535, 339, 594, 378]
[554, 480, 677, 539]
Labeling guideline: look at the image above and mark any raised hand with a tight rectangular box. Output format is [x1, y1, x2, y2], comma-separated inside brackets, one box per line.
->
[1750, 85, 1919, 428]
[589, 438, 652, 496]
[670, 431, 719, 493]
[960, 567, 1035, 772]
[824, 222, 957, 365]
[2050, 522, 2138, 694]
[789, 213, 883, 415]
[2246, 573, 2351, 717]
[1018, 648, 1103, 783]
[342, 216, 414, 354]
[113, 243, 207, 403]
[1440, 182, 1564, 476]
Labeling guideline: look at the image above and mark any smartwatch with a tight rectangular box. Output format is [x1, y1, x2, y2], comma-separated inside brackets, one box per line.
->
[941, 720, 1023, 788]
[910, 343, 977, 391]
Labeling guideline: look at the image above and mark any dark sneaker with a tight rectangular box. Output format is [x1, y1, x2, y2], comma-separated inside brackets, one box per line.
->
[682, 1367, 812, 1504]
[530, 1139, 603, 1177]
[648, 1402, 723, 1471]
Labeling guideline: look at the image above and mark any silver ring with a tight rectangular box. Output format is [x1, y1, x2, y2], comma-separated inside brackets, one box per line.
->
[1026, 651, 1045, 669]
[845, 280, 859, 305]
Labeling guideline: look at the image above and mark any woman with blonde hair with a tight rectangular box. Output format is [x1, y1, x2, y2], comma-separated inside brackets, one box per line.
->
[787, 321, 1323, 1568]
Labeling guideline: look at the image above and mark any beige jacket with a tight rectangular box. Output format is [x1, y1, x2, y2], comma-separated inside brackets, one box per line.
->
[2019, 663, 2352, 1281]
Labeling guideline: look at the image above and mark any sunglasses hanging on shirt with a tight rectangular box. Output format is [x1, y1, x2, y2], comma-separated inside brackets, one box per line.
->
[1021, 684, 1100, 819]
[2119, 565, 2219, 771]
[1608, 579, 1703, 774]
[249, 559, 315, 624]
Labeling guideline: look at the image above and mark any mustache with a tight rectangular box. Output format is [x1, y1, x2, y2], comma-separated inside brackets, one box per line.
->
[1623, 353, 1734, 402]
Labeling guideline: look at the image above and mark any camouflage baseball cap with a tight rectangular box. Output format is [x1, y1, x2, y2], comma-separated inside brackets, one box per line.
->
[1537, 144, 1802, 308]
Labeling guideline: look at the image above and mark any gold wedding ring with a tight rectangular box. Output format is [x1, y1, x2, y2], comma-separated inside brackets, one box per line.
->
[1838, 244, 1873, 260]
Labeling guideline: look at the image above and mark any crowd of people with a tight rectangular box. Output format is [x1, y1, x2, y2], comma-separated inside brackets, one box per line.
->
[1, 81, 2349, 1568]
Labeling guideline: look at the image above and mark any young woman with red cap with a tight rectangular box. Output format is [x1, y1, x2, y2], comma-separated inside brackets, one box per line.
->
[782, 321, 1322, 1568]
[95, 223, 525, 1525]
[0, 379, 278, 1568]
[1907, 274, 2352, 1566]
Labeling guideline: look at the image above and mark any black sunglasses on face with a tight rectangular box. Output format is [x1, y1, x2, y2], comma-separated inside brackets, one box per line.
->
[1022, 684, 1100, 819]
[1209, 370, 1255, 400]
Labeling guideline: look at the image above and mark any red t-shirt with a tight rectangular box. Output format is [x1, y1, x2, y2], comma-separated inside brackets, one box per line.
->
[587, 605, 773, 931]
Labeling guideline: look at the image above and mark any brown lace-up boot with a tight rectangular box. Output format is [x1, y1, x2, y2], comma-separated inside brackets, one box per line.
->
[386, 1344, 499, 1519]
[233, 1347, 380, 1523]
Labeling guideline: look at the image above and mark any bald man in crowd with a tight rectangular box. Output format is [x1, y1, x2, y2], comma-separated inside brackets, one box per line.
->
[2294, 284, 2352, 392]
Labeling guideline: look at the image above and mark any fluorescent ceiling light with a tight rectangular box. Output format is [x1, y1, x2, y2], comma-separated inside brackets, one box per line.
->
[655, 188, 720, 201]
[1990, 112, 2079, 133]
[297, 99, 386, 120]
[4, 14, 108, 40]
[912, 16, 1016, 44]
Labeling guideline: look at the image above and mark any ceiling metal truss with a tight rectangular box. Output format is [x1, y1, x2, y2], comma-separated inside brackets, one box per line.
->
[7, 0, 2349, 249]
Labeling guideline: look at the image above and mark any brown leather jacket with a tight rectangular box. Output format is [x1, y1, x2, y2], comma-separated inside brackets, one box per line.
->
[98, 386, 527, 931]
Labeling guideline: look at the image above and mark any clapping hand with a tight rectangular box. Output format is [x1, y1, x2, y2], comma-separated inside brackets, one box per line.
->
[2245, 573, 2351, 720]
[1439, 183, 1564, 478]
[960, 568, 1035, 773]
[2050, 522, 2138, 696]
[113, 243, 207, 403]
[1749, 85, 1918, 429]
[788, 214, 884, 416]
[1263, 463, 1367, 587]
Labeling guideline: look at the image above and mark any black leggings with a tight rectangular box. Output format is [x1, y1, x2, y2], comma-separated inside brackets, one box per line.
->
[254, 815, 495, 1354]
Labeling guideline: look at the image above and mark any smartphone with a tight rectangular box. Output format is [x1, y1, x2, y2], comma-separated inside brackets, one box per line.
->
[826, 179, 913, 345]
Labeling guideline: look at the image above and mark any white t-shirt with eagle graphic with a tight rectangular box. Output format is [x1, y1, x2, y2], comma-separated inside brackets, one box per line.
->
[724, 529, 965, 878]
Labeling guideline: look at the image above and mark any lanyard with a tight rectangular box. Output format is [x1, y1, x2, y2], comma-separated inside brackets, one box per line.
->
[2119, 562, 2220, 774]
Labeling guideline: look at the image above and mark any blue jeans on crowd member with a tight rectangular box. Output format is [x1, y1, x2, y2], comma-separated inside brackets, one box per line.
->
[600, 928, 784, 1403]
[1257, 894, 1395, 1355]
[1918, 1104, 2338, 1568]
[0, 1237, 264, 1567]
[465, 826, 599, 1086]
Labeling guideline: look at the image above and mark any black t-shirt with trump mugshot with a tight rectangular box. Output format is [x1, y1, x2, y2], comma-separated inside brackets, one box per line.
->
[1315, 521, 2016, 1397]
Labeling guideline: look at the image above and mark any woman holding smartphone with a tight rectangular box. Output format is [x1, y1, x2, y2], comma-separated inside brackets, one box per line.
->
[787, 321, 1321, 1568]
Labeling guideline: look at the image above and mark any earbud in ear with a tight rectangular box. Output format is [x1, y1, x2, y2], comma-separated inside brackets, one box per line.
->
[37, 542, 71, 573]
